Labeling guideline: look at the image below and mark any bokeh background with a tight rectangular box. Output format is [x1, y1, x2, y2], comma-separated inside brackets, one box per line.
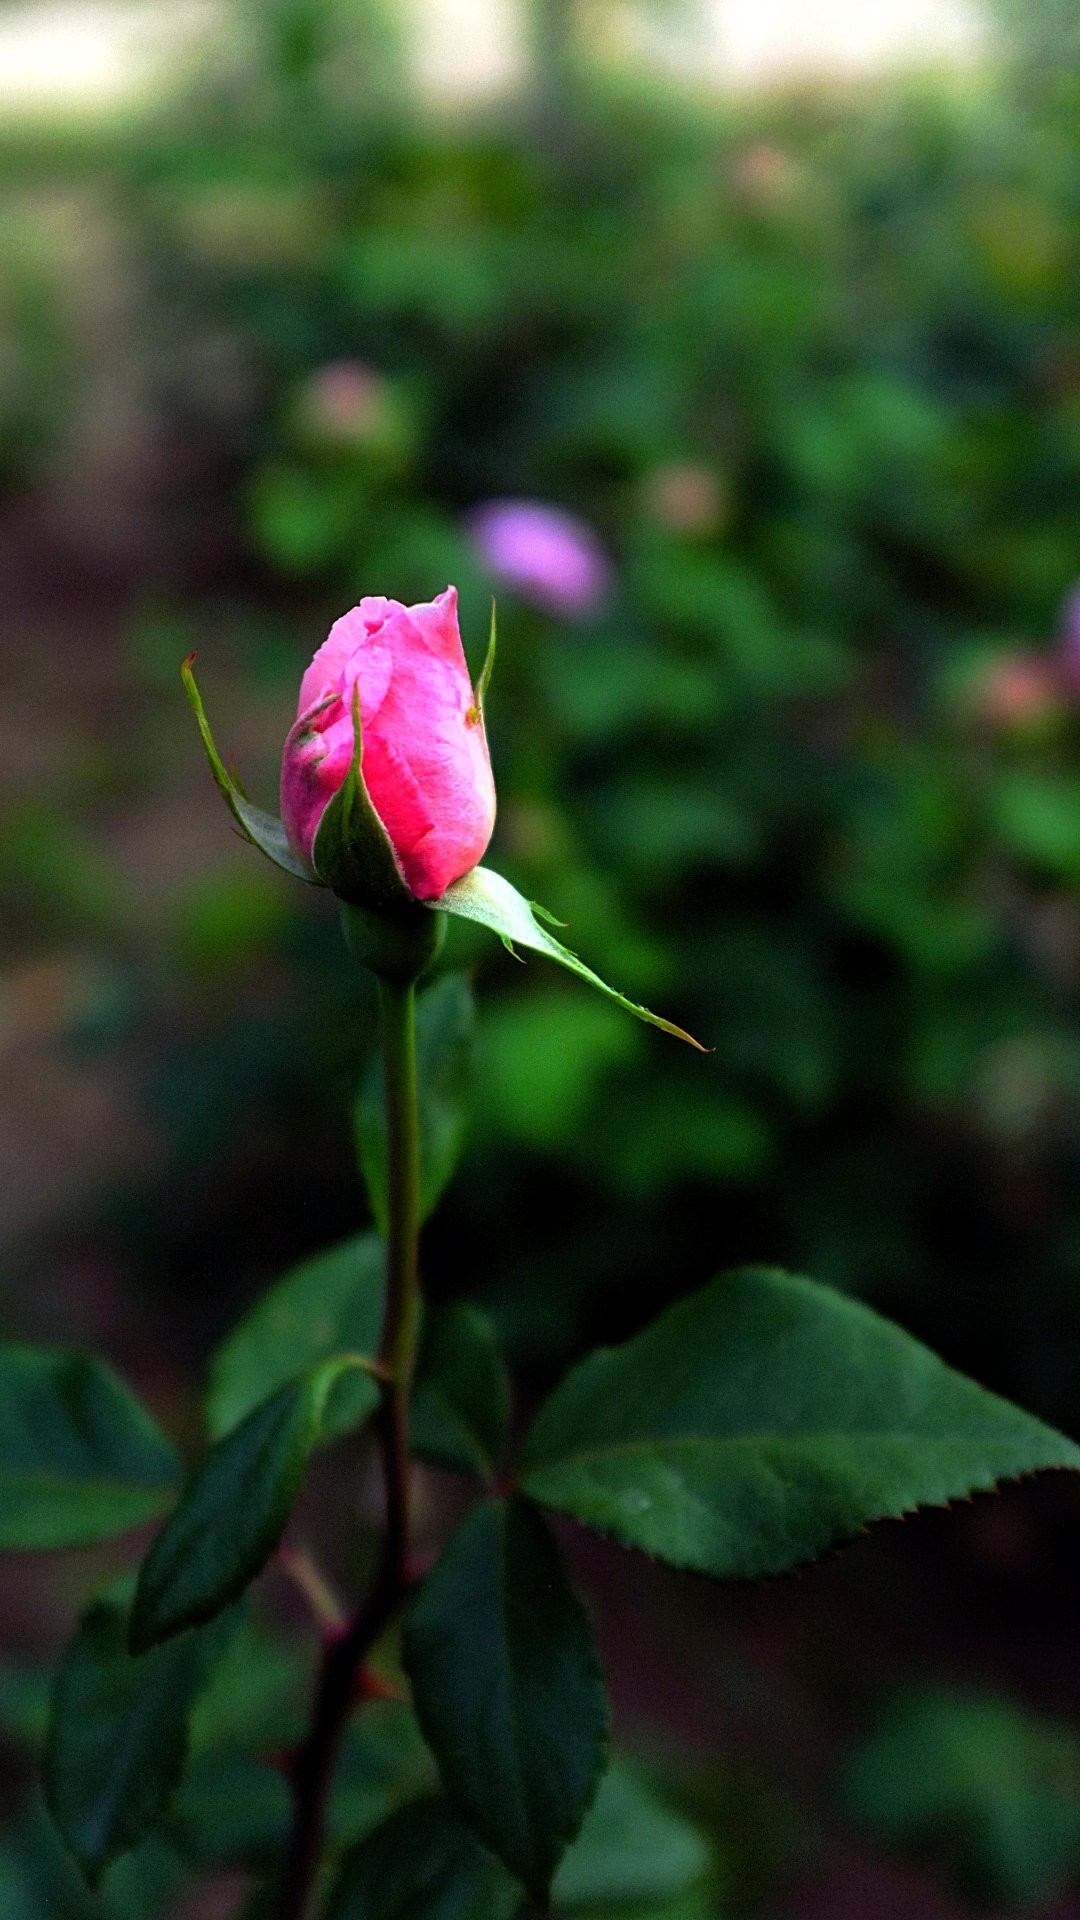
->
[7, 0, 1080, 1913]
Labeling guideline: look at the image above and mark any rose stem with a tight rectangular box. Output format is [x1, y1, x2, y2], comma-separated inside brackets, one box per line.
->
[276, 976, 421, 1920]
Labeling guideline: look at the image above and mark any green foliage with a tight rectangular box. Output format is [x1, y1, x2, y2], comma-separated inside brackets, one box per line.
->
[356, 973, 475, 1235]
[840, 1687, 1080, 1910]
[326, 1796, 519, 1920]
[45, 1597, 229, 1884]
[412, 1303, 511, 1481]
[521, 1269, 1080, 1580]
[552, 1761, 712, 1911]
[132, 1358, 378, 1650]
[207, 1233, 384, 1439]
[0, 1348, 179, 1549]
[405, 1495, 609, 1900]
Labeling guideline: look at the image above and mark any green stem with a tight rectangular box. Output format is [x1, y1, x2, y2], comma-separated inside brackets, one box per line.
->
[375, 975, 422, 1584]
[276, 976, 422, 1920]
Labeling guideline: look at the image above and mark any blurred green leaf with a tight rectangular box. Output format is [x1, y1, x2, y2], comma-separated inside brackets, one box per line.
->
[552, 1760, 711, 1910]
[840, 1687, 1080, 1910]
[0, 1348, 179, 1549]
[476, 994, 640, 1152]
[412, 1303, 511, 1480]
[405, 1495, 608, 1899]
[521, 1270, 1080, 1579]
[46, 1597, 229, 1884]
[168, 1751, 291, 1871]
[356, 973, 475, 1236]
[326, 1796, 520, 1920]
[207, 1234, 384, 1440]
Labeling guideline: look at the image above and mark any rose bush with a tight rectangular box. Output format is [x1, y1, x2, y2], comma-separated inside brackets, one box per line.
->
[280, 586, 496, 902]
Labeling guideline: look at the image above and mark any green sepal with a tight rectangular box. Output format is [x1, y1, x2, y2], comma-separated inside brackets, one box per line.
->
[181, 655, 317, 884]
[130, 1354, 381, 1653]
[311, 683, 416, 908]
[471, 600, 497, 723]
[428, 865, 706, 1050]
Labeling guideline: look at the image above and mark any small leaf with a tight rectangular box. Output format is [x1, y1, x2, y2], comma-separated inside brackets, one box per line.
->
[356, 974, 475, 1237]
[207, 1233, 385, 1441]
[404, 1495, 608, 1900]
[521, 1268, 1080, 1582]
[45, 1598, 228, 1883]
[552, 1760, 711, 1910]
[412, 1304, 510, 1481]
[310, 682, 414, 907]
[428, 866, 705, 1050]
[326, 1796, 520, 1920]
[131, 1357, 379, 1652]
[0, 1348, 179, 1550]
[182, 655, 316, 883]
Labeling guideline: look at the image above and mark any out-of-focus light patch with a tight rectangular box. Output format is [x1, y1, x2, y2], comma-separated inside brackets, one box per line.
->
[0, 1, 214, 114]
[586, 0, 989, 87]
[408, 0, 526, 102]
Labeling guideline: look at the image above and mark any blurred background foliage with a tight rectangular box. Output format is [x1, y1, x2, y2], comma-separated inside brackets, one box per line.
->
[5, 0, 1080, 1912]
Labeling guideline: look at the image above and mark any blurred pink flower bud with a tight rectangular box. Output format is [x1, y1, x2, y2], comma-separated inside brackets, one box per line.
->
[468, 499, 611, 618]
[976, 653, 1061, 731]
[641, 462, 727, 538]
[295, 360, 390, 446]
[280, 587, 496, 902]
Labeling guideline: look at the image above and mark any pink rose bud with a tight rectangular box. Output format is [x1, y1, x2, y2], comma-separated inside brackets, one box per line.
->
[280, 586, 496, 904]
[468, 499, 611, 618]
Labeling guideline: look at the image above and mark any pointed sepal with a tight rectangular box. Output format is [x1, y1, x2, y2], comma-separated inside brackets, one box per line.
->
[310, 684, 416, 909]
[428, 865, 707, 1049]
[181, 655, 318, 884]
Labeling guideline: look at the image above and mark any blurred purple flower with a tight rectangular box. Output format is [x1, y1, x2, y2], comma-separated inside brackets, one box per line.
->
[468, 499, 612, 618]
[1056, 582, 1080, 695]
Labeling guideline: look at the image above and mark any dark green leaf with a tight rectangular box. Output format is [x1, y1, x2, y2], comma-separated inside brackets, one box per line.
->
[1, 1800, 185, 1920]
[326, 1796, 519, 1920]
[521, 1269, 1080, 1581]
[0, 1348, 179, 1549]
[404, 1495, 608, 1899]
[45, 1599, 226, 1883]
[356, 973, 475, 1236]
[412, 1304, 510, 1480]
[131, 1358, 378, 1651]
[428, 866, 705, 1050]
[552, 1761, 711, 1910]
[206, 1233, 384, 1441]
